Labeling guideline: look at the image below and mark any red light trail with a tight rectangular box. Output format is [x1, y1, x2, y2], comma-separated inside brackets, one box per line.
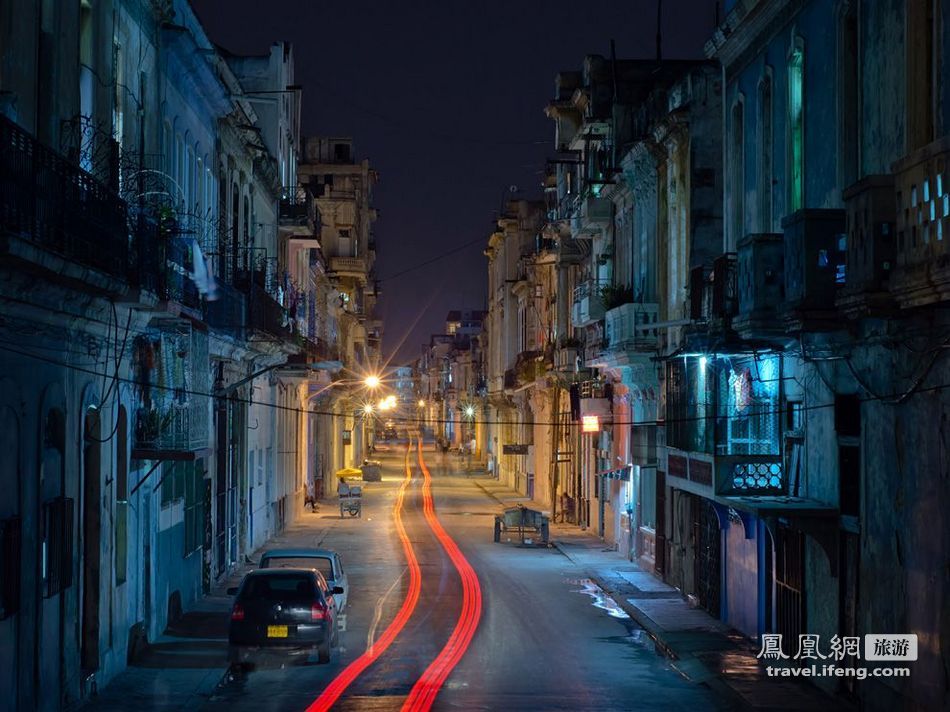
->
[305, 447, 422, 712]
[402, 441, 483, 712]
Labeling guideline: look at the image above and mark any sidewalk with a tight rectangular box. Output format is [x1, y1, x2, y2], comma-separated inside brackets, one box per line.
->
[75, 512, 333, 711]
[471, 475, 852, 712]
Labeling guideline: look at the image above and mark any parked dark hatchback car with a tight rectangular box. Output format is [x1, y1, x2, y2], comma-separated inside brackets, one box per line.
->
[227, 568, 343, 667]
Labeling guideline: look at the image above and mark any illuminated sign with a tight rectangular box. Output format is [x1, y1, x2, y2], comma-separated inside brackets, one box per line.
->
[582, 415, 600, 433]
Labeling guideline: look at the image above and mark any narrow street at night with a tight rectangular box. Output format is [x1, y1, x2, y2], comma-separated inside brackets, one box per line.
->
[3, 1, 950, 710]
[84, 445, 730, 712]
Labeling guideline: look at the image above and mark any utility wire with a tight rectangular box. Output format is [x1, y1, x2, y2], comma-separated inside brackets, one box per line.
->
[3, 340, 949, 429]
[377, 235, 486, 282]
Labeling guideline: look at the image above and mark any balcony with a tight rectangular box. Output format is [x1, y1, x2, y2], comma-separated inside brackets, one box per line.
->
[557, 236, 587, 265]
[583, 321, 606, 368]
[890, 137, 950, 308]
[286, 335, 338, 367]
[247, 282, 293, 341]
[554, 339, 582, 372]
[131, 217, 202, 316]
[688, 253, 738, 339]
[782, 209, 846, 331]
[131, 323, 210, 459]
[329, 255, 368, 280]
[0, 114, 130, 284]
[570, 194, 612, 236]
[836, 175, 897, 318]
[571, 279, 605, 326]
[734, 233, 784, 340]
[279, 186, 316, 237]
[666, 447, 784, 497]
[205, 282, 247, 341]
[603, 302, 659, 357]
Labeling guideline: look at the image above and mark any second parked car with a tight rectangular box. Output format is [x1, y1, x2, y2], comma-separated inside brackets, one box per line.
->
[259, 548, 349, 612]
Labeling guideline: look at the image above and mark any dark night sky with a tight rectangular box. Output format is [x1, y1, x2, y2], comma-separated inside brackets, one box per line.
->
[191, 0, 716, 365]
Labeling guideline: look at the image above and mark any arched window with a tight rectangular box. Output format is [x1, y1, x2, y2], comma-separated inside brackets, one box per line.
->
[758, 71, 773, 231]
[787, 39, 805, 213]
[730, 97, 745, 249]
[837, 3, 858, 187]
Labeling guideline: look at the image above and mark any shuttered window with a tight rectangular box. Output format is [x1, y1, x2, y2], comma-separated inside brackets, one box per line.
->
[42, 497, 74, 597]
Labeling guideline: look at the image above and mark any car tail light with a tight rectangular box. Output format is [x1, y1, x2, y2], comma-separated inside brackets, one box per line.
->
[311, 602, 328, 621]
[231, 603, 245, 621]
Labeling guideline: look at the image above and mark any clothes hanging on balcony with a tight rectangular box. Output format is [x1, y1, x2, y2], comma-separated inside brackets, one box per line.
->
[189, 238, 218, 301]
[727, 365, 753, 414]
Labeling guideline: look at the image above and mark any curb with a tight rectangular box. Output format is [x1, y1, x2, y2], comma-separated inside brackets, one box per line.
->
[591, 570, 752, 710]
[551, 539, 753, 710]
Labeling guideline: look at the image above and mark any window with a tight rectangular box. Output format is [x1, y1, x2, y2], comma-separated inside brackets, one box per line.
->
[730, 98, 745, 247]
[839, 445, 860, 517]
[183, 461, 204, 557]
[242, 573, 317, 601]
[115, 407, 128, 585]
[113, 38, 124, 154]
[715, 354, 781, 456]
[837, 4, 858, 187]
[161, 460, 185, 505]
[0, 516, 21, 619]
[666, 356, 714, 454]
[834, 394, 861, 437]
[788, 41, 805, 212]
[640, 468, 656, 529]
[263, 556, 333, 581]
[334, 142, 350, 162]
[42, 497, 74, 598]
[786, 400, 803, 430]
[758, 71, 773, 231]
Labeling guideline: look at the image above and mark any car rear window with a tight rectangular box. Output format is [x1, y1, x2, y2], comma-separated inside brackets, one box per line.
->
[242, 573, 318, 601]
[263, 556, 333, 581]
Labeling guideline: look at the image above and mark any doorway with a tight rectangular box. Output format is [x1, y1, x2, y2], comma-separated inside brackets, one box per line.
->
[81, 408, 101, 673]
[694, 499, 722, 618]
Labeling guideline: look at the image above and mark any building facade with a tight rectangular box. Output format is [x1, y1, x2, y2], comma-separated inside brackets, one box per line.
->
[0, 2, 377, 708]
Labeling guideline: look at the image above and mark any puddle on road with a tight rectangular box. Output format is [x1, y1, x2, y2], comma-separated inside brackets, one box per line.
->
[566, 578, 630, 619]
[565, 578, 660, 655]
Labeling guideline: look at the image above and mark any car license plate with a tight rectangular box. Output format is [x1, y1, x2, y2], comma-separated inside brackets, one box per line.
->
[267, 625, 288, 638]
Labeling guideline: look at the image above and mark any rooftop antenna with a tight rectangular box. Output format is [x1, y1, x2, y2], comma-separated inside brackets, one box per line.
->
[656, 0, 663, 63]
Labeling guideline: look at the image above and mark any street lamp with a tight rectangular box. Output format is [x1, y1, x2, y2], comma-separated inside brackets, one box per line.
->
[365, 374, 381, 389]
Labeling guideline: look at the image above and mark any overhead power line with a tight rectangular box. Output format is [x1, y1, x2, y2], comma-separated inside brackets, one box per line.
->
[378, 235, 487, 283]
[1, 341, 948, 429]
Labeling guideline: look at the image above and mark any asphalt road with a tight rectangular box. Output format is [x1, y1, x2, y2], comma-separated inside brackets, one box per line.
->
[204, 444, 729, 712]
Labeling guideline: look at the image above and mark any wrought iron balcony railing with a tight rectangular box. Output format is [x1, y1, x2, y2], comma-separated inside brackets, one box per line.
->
[279, 185, 316, 230]
[247, 282, 293, 341]
[205, 282, 247, 340]
[1, 114, 129, 280]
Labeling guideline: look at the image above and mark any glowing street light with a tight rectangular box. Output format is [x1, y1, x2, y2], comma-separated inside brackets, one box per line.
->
[364, 374, 381, 389]
[363, 403, 374, 415]
[418, 399, 426, 408]
[464, 405, 475, 418]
